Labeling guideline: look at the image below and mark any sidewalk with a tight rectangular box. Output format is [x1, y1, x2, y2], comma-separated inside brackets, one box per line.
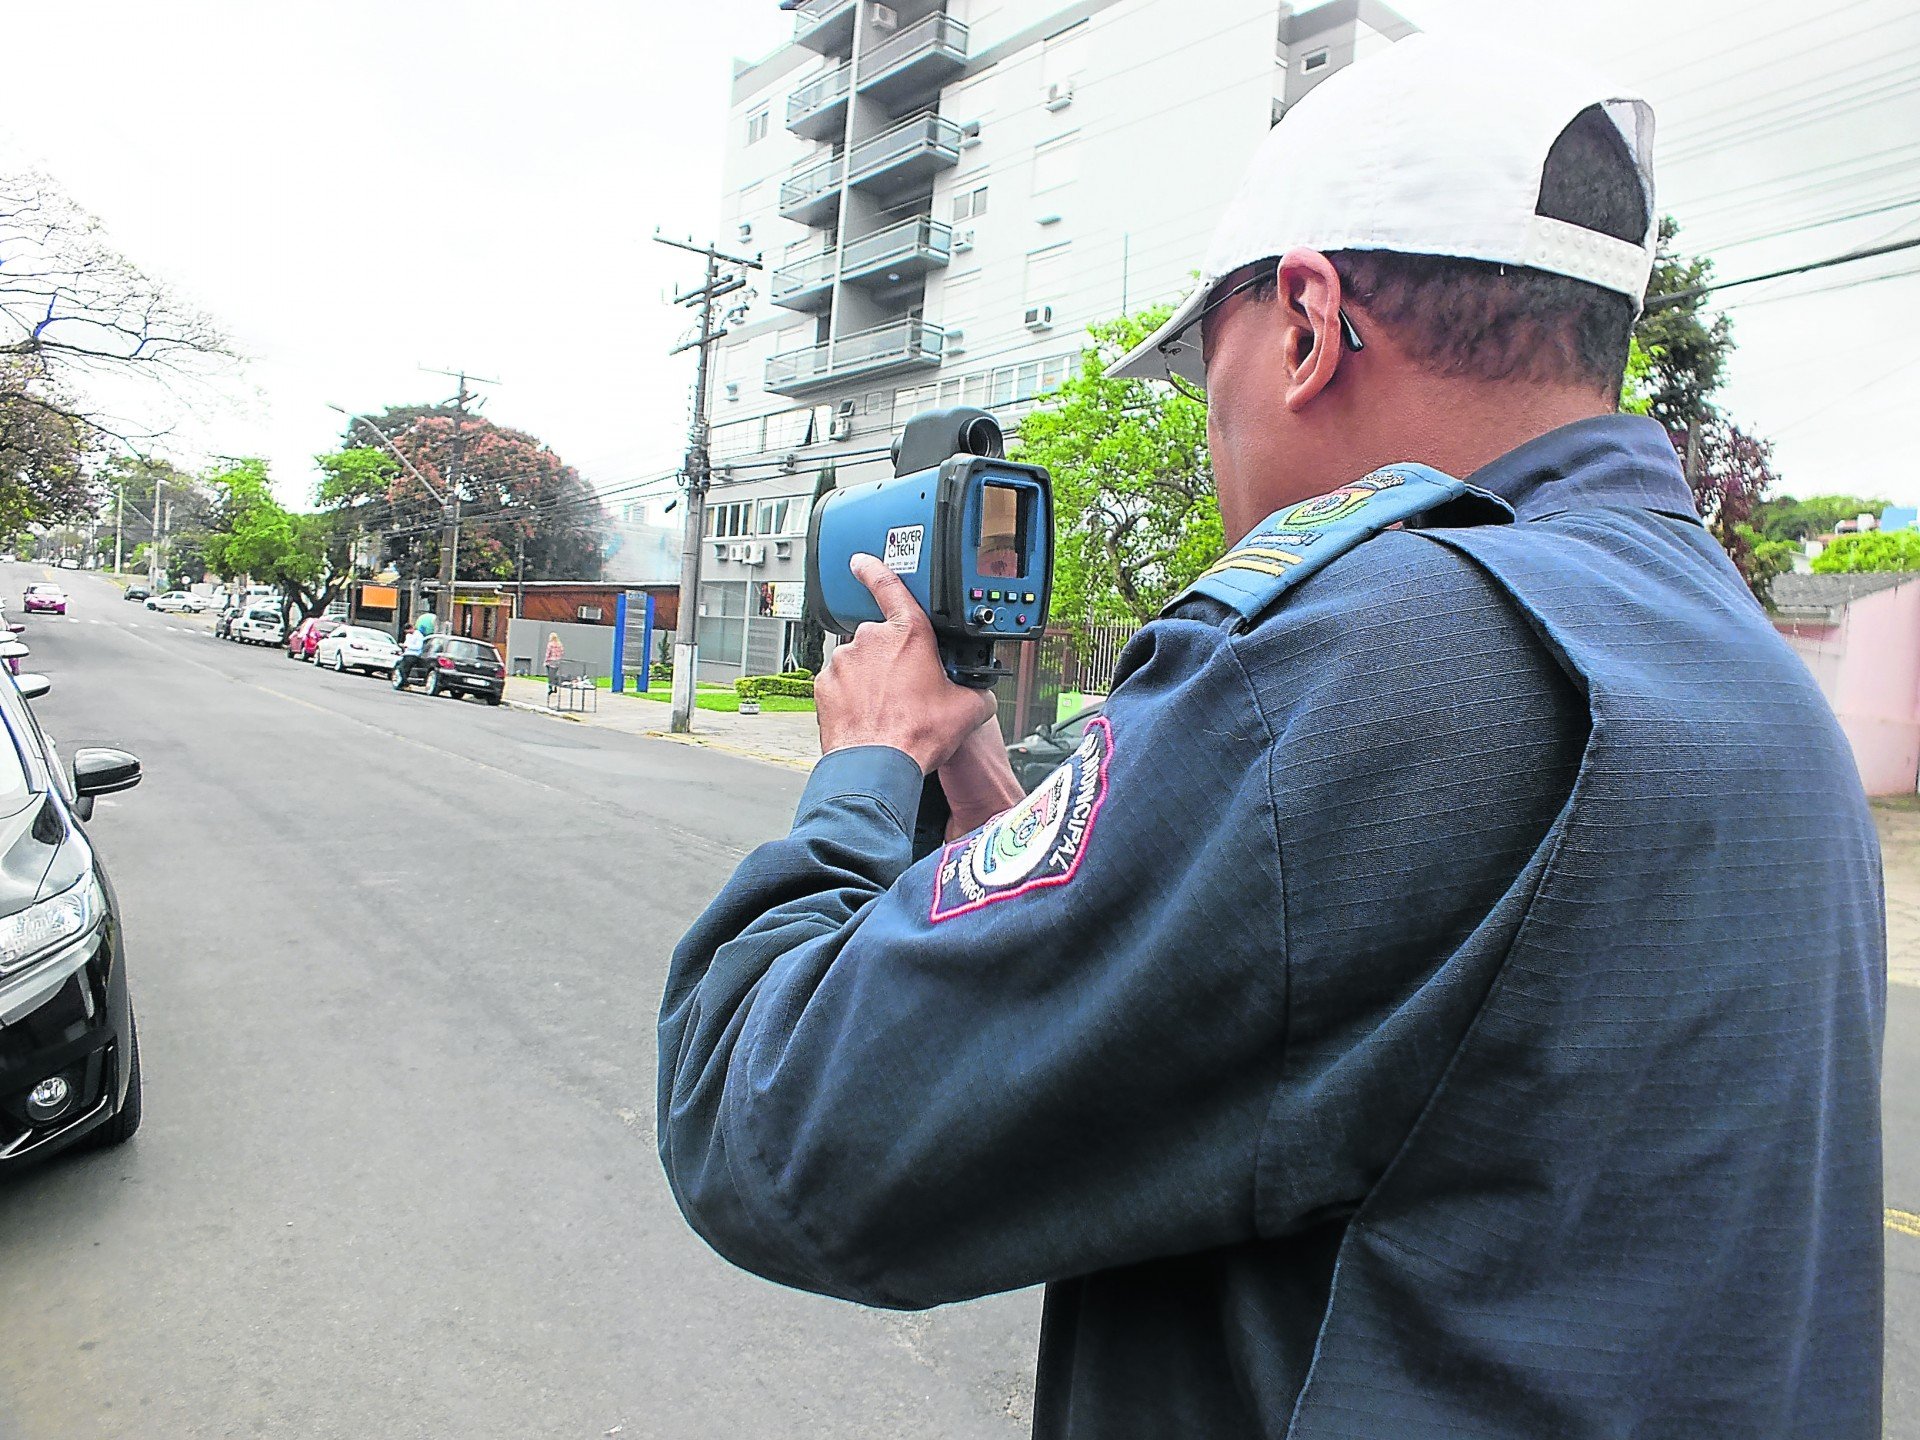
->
[501, 676, 822, 770]
[1877, 800, 1920, 988]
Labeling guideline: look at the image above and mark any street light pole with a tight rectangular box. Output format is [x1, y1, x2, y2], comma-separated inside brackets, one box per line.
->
[655, 232, 760, 734]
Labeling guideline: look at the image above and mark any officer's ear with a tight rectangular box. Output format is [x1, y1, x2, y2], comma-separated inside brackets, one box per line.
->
[1275, 248, 1349, 412]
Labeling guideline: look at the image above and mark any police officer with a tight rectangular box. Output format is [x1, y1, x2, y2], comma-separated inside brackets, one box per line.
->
[659, 32, 1882, 1439]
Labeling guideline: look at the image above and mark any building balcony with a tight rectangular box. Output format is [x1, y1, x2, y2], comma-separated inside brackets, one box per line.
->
[765, 317, 945, 397]
[786, 62, 851, 141]
[770, 249, 839, 314]
[858, 14, 969, 106]
[778, 154, 844, 227]
[841, 216, 953, 291]
[793, 0, 856, 55]
[848, 112, 963, 199]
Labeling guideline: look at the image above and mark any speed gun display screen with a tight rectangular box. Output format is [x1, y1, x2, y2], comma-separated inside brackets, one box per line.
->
[978, 483, 1028, 581]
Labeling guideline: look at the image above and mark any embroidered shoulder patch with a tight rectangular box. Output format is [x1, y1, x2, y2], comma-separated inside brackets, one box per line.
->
[930, 716, 1112, 923]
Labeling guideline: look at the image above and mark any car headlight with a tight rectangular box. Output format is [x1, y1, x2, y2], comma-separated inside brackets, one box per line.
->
[0, 875, 105, 978]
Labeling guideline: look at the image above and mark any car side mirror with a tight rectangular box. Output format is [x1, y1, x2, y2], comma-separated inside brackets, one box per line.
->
[16, 673, 50, 701]
[6, 623, 24, 635]
[73, 747, 142, 799]
[0, 640, 27, 660]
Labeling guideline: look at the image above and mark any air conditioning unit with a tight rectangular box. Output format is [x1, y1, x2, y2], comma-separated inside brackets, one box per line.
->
[1044, 80, 1075, 112]
[1024, 304, 1055, 331]
[829, 414, 855, 441]
[724, 380, 740, 401]
[871, 3, 899, 32]
[959, 120, 983, 148]
[953, 228, 975, 252]
[728, 542, 750, 562]
[742, 543, 768, 566]
[946, 325, 966, 354]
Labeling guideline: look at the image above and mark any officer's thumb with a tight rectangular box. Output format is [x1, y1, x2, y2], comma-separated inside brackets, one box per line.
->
[850, 554, 925, 628]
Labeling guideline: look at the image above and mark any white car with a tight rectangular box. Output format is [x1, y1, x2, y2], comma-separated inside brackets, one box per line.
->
[145, 591, 209, 613]
[313, 625, 401, 676]
[230, 605, 287, 646]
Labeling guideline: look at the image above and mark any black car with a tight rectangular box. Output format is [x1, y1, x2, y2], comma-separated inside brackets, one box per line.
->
[1006, 703, 1105, 792]
[392, 635, 506, 704]
[0, 668, 144, 1170]
[123, 584, 151, 603]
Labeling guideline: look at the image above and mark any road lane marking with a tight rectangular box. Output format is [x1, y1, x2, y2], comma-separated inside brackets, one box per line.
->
[1887, 1208, 1920, 1238]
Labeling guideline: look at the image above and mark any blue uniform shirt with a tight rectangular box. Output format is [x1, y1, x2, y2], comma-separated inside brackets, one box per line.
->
[659, 415, 1884, 1438]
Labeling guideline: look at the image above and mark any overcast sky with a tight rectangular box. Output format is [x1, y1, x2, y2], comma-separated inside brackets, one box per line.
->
[5, 0, 1916, 510]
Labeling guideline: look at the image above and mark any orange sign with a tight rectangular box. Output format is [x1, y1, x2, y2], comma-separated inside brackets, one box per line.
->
[361, 586, 399, 609]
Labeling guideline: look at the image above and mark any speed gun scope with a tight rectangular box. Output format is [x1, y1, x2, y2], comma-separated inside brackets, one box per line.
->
[807, 407, 1054, 688]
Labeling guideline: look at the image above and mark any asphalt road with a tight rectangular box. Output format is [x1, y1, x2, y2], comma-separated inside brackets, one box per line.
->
[0, 565, 1039, 1440]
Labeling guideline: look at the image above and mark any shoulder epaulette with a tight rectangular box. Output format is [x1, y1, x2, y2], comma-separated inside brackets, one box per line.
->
[1168, 464, 1512, 630]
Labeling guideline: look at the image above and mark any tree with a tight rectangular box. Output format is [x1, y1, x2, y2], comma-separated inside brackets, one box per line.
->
[1635, 216, 1735, 432]
[203, 459, 355, 624]
[1686, 416, 1786, 604]
[337, 405, 607, 585]
[1, 168, 227, 452]
[95, 454, 216, 567]
[793, 464, 835, 674]
[0, 359, 95, 534]
[1811, 531, 1920, 574]
[1750, 494, 1891, 543]
[1015, 309, 1220, 635]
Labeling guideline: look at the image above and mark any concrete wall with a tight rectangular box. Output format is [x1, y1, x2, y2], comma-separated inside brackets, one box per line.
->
[1778, 580, 1920, 795]
[505, 619, 613, 680]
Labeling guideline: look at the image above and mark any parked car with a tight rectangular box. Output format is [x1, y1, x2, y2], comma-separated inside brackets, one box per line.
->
[22, 585, 66, 616]
[1006, 703, 1106, 792]
[392, 635, 506, 704]
[230, 605, 287, 646]
[145, 591, 207, 614]
[123, 584, 151, 603]
[0, 667, 145, 1170]
[286, 616, 345, 661]
[56, 558, 78, 570]
[315, 625, 401, 676]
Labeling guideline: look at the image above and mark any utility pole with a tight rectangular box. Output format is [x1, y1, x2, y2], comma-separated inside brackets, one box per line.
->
[419, 369, 492, 637]
[655, 231, 761, 733]
[147, 471, 166, 589]
[113, 483, 124, 576]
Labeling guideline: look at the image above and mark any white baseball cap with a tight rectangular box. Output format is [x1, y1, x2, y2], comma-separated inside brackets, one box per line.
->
[1109, 32, 1657, 387]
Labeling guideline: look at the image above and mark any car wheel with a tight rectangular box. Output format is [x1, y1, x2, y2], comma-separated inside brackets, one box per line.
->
[427, 673, 443, 698]
[87, 1007, 142, 1149]
[334, 652, 348, 673]
[286, 645, 299, 660]
[391, 668, 408, 691]
[487, 694, 502, 707]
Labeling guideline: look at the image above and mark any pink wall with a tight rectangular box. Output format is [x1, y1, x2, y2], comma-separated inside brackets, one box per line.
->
[1777, 579, 1920, 795]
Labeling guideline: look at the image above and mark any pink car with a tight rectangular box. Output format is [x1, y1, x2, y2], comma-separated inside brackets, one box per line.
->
[22, 584, 66, 616]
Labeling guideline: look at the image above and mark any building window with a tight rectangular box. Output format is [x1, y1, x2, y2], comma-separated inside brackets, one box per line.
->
[953, 185, 989, 222]
[746, 108, 770, 144]
[1302, 48, 1330, 72]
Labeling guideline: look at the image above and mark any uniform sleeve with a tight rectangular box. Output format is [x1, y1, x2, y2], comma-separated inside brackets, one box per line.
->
[657, 618, 1290, 1310]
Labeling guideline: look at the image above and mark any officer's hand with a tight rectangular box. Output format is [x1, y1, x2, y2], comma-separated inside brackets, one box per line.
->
[817, 554, 999, 774]
[940, 714, 1025, 840]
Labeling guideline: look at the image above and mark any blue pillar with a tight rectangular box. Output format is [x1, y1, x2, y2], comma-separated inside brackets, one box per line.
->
[640, 592, 656, 693]
[611, 593, 628, 694]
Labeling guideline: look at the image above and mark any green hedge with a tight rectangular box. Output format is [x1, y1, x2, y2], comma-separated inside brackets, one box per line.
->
[736, 674, 816, 700]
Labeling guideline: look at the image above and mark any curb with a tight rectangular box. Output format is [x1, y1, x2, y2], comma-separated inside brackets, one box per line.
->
[499, 696, 813, 770]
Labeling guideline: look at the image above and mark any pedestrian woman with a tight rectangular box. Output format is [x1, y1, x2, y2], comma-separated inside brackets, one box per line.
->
[545, 631, 565, 696]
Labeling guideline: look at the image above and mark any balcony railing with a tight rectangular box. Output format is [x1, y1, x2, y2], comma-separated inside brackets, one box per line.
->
[859, 14, 969, 103]
[765, 317, 945, 397]
[786, 62, 851, 139]
[841, 216, 953, 288]
[849, 112, 963, 195]
[793, 0, 857, 54]
[778, 154, 845, 225]
[770, 249, 839, 313]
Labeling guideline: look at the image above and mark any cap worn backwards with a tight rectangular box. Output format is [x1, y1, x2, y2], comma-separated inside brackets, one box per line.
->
[1109, 31, 1658, 388]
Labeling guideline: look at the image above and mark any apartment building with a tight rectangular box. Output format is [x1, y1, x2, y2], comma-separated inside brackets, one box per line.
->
[695, 0, 1413, 681]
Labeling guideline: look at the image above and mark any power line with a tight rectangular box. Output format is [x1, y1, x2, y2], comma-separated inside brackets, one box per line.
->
[1646, 235, 1920, 310]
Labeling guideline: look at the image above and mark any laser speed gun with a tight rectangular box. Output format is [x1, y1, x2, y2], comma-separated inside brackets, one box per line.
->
[807, 407, 1054, 688]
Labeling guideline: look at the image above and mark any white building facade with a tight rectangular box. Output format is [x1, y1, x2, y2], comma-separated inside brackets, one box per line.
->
[696, 0, 1413, 682]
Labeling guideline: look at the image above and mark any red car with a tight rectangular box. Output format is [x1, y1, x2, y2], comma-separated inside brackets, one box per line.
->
[22, 584, 67, 616]
[286, 616, 345, 661]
